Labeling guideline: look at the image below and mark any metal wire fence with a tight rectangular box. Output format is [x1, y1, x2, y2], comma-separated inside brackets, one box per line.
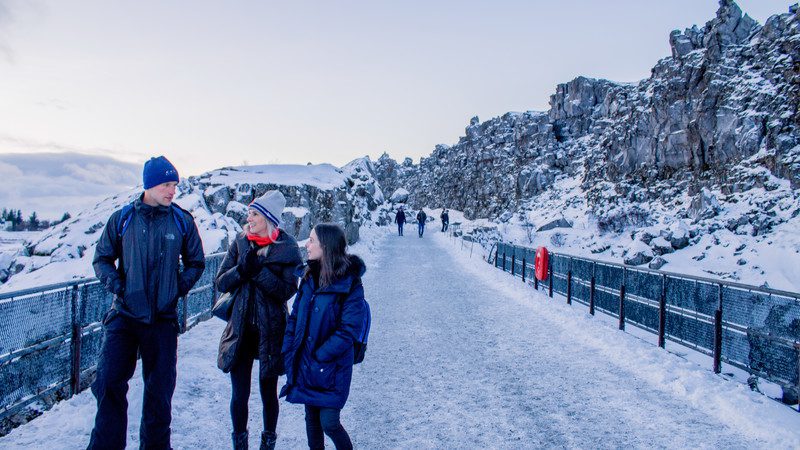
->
[0, 252, 225, 425]
[493, 242, 800, 409]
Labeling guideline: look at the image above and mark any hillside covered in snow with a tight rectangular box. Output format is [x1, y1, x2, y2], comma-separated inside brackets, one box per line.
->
[0, 161, 385, 292]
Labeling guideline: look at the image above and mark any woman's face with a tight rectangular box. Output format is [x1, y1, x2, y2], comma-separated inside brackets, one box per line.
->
[306, 229, 323, 261]
[246, 209, 268, 236]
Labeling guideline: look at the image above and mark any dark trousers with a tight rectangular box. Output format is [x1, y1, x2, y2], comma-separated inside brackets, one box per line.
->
[397, 223, 404, 236]
[442, 222, 448, 232]
[418, 222, 425, 237]
[87, 314, 178, 450]
[304, 405, 352, 450]
[230, 327, 279, 434]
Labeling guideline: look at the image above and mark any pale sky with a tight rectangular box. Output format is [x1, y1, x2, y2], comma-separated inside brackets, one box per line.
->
[0, 0, 795, 177]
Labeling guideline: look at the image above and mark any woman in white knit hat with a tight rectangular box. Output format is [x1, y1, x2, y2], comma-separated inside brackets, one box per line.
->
[215, 190, 302, 450]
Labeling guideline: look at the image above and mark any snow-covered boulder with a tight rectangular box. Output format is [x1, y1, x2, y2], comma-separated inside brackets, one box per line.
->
[390, 188, 409, 204]
[624, 241, 654, 266]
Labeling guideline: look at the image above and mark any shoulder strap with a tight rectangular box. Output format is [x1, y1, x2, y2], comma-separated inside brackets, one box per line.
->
[170, 204, 189, 236]
[117, 203, 135, 236]
[337, 277, 362, 304]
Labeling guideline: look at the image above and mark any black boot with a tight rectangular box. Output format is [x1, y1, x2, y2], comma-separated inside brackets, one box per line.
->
[260, 431, 277, 450]
[232, 430, 248, 450]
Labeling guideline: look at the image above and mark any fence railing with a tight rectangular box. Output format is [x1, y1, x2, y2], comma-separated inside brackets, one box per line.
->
[0, 252, 226, 425]
[492, 242, 800, 409]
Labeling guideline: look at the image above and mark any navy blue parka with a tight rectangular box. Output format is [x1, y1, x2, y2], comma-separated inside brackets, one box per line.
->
[281, 255, 366, 409]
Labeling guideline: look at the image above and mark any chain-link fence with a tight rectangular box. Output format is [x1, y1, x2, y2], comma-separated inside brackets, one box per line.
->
[493, 242, 800, 409]
[0, 253, 225, 427]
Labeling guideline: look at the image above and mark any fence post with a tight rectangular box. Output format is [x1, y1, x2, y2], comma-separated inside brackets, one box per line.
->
[511, 253, 516, 278]
[181, 295, 189, 333]
[69, 284, 81, 396]
[522, 256, 526, 282]
[713, 284, 723, 374]
[618, 268, 626, 330]
[589, 262, 596, 316]
[566, 259, 572, 305]
[502, 251, 506, 272]
[658, 274, 666, 348]
[796, 343, 800, 412]
[495, 247, 500, 268]
[548, 261, 554, 298]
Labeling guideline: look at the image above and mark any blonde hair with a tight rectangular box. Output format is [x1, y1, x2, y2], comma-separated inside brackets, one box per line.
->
[242, 218, 281, 257]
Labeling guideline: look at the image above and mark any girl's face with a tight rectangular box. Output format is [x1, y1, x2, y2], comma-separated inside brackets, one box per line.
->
[246, 209, 268, 236]
[306, 229, 323, 261]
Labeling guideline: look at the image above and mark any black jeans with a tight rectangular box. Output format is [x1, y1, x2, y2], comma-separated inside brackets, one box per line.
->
[304, 405, 352, 450]
[88, 313, 178, 450]
[230, 326, 279, 434]
[397, 223, 404, 236]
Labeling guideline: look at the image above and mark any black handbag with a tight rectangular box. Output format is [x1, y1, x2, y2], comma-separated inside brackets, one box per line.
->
[212, 288, 238, 321]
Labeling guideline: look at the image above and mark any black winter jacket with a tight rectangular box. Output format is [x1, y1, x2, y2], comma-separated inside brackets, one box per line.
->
[216, 230, 302, 378]
[93, 196, 206, 324]
[395, 211, 406, 224]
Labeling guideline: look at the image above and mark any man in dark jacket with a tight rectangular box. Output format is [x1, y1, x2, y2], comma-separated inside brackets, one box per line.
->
[88, 156, 205, 450]
[394, 207, 406, 236]
[440, 209, 449, 232]
[416, 209, 427, 237]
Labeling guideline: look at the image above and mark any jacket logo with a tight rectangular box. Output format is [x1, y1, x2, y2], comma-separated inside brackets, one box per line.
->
[165, 233, 176, 240]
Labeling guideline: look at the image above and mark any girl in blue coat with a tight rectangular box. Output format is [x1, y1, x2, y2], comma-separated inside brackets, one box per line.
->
[281, 223, 366, 450]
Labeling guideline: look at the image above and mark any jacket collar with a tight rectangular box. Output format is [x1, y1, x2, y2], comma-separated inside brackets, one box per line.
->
[134, 194, 170, 218]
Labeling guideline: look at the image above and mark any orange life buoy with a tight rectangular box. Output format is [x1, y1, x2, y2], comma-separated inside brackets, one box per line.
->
[535, 246, 549, 281]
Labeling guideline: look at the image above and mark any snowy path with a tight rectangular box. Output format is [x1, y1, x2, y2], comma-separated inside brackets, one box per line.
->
[2, 229, 799, 449]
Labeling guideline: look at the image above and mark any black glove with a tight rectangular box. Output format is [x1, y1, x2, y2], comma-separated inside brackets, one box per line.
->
[237, 248, 261, 279]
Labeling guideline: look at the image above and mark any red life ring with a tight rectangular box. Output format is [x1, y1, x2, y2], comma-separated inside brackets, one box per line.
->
[535, 247, 549, 281]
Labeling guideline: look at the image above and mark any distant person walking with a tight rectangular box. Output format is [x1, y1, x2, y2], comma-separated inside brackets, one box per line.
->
[89, 156, 206, 450]
[395, 207, 406, 236]
[215, 190, 302, 450]
[281, 223, 367, 450]
[416, 209, 427, 237]
[440, 209, 449, 232]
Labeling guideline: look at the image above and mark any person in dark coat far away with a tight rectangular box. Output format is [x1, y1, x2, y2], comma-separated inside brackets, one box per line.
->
[89, 156, 206, 450]
[416, 209, 427, 237]
[281, 223, 367, 450]
[394, 207, 406, 236]
[440, 209, 449, 232]
[216, 190, 302, 450]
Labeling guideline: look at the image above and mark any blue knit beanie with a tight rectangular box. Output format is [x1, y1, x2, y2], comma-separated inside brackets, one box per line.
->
[143, 156, 179, 189]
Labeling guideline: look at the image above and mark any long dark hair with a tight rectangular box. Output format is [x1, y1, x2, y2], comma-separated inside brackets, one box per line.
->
[305, 223, 350, 287]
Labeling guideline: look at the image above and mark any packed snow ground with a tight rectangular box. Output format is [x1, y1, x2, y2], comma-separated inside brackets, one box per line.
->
[2, 227, 799, 449]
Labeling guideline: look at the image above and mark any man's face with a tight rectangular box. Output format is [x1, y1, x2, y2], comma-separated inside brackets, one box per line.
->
[146, 182, 177, 207]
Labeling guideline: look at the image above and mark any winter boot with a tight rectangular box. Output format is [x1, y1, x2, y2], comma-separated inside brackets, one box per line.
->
[260, 431, 277, 450]
[232, 430, 248, 450]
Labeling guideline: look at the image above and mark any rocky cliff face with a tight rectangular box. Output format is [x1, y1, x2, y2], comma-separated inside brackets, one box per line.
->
[374, 1, 800, 282]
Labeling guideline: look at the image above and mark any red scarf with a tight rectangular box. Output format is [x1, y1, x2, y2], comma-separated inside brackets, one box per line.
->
[246, 228, 280, 247]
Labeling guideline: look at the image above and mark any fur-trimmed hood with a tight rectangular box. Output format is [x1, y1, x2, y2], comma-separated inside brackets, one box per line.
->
[302, 254, 366, 293]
